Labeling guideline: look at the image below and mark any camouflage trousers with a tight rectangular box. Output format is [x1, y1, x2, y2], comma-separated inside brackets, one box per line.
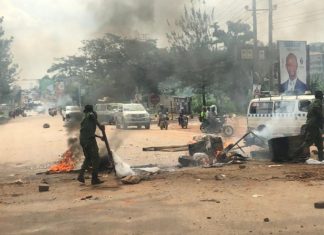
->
[80, 139, 100, 175]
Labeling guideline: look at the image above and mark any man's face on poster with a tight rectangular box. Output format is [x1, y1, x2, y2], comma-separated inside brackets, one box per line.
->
[285, 55, 298, 80]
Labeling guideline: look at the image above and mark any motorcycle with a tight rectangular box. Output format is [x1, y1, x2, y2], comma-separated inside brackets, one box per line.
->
[200, 115, 234, 137]
[159, 113, 169, 130]
[178, 114, 188, 129]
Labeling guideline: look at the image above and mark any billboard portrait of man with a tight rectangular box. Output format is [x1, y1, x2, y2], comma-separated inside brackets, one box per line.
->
[278, 41, 308, 95]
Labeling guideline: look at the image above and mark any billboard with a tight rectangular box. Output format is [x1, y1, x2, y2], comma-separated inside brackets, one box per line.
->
[278, 41, 308, 94]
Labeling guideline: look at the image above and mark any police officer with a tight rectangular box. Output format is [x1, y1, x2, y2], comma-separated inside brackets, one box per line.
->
[302, 90, 324, 161]
[77, 104, 105, 185]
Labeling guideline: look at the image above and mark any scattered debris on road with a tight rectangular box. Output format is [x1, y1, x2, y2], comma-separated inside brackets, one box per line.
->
[80, 195, 93, 200]
[13, 179, 24, 185]
[121, 175, 142, 184]
[215, 174, 226, 180]
[200, 199, 220, 203]
[39, 183, 49, 192]
[314, 201, 324, 209]
[43, 123, 50, 128]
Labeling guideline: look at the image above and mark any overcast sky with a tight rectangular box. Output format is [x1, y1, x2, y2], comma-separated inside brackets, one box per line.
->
[1, 0, 324, 88]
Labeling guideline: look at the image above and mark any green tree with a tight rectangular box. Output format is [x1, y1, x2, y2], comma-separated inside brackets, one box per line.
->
[166, 0, 230, 106]
[0, 17, 19, 102]
[212, 21, 254, 112]
[48, 34, 172, 103]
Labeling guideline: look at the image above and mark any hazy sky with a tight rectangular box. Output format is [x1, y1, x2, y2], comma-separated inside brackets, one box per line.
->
[1, 0, 324, 88]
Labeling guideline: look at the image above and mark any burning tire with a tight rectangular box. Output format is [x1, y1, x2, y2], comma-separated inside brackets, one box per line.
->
[223, 125, 234, 137]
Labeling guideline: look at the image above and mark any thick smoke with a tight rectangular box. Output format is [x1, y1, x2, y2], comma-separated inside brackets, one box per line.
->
[88, 0, 187, 46]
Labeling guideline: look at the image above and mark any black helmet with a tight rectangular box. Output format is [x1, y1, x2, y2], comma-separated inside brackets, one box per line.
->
[315, 90, 323, 100]
[83, 104, 93, 113]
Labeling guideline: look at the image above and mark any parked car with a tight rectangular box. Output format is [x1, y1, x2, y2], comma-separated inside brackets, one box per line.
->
[62, 106, 82, 122]
[115, 103, 151, 129]
[95, 103, 121, 125]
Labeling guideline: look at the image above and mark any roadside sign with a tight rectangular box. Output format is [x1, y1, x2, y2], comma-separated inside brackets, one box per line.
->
[150, 94, 160, 105]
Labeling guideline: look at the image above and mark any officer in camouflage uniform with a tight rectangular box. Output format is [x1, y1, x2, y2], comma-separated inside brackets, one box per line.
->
[302, 90, 324, 161]
[77, 104, 105, 185]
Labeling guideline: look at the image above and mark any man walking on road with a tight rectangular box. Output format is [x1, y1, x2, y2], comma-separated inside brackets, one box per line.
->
[302, 91, 324, 161]
[77, 104, 105, 185]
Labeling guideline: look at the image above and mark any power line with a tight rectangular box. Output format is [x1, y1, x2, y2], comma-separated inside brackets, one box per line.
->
[274, 14, 324, 30]
[273, 9, 324, 23]
[274, 0, 304, 8]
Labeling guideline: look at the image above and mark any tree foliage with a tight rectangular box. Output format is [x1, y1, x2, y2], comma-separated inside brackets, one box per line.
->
[0, 17, 19, 102]
[166, 1, 253, 110]
[48, 34, 172, 102]
[166, 0, 230, 105]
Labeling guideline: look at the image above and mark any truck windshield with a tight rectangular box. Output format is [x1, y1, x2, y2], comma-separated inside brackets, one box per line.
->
[123, 104, 145, 111]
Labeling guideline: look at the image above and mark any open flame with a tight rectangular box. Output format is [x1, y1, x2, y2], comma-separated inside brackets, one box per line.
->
[49, 149, 76, 172]
[48, 137, 82, 173]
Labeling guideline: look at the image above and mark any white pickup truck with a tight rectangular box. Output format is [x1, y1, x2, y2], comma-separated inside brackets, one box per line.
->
[62, 106, 82, 121]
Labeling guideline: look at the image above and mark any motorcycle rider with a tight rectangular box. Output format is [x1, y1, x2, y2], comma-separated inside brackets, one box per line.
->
[158, 104, 168, 127]
[206, 106, 211, 120]
[199, 107, 207, 122]
[178, 107, 188, 127]
[208, 105, 217, 126]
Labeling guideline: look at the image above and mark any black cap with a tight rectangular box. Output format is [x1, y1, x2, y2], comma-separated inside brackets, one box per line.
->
[315, 90, 323, 100]
[83, 104, 93, 113]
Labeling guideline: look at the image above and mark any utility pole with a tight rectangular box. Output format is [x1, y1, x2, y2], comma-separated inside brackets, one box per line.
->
[246, 1, 276, 92]
[268, 0, 273, 47]
[252, 0, 257, 85]
[268, 0, 274, 91]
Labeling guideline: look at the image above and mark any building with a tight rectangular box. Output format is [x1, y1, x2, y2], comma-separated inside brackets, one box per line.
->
[310, 52, 324, 79]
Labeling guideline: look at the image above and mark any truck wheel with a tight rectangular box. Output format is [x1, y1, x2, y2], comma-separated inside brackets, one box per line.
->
[145, 124, 150, 129]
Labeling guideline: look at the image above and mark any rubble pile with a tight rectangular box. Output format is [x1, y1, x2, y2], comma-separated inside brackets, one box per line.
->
[178, 134, 248, 167]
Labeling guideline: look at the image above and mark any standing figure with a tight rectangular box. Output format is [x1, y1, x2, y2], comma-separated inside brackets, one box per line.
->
[302, 91, 324, 161]
[77, 104, 105, 185]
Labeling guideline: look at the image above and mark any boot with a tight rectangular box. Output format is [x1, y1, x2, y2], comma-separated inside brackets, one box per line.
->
[91, 172, 104, 185]
[77, 170, 85, 183]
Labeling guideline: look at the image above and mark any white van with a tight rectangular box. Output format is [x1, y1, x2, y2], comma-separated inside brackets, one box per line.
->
[247, 94, 315, 138]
